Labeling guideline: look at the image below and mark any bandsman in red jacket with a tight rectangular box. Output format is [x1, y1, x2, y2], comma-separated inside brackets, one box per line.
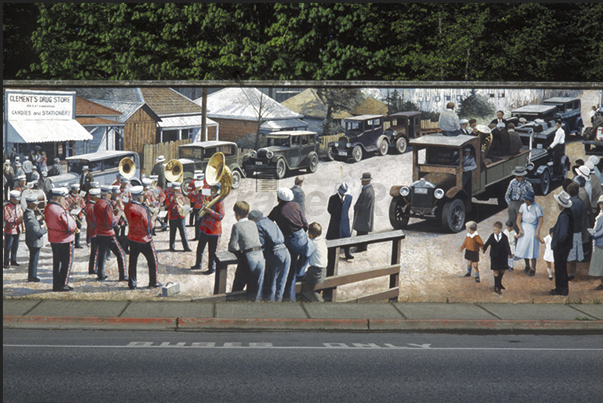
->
[149, 175, 168, 231]
[44, 187, 77, 292]
[3, 190, 24, 269]
[166, 182, 192, 252]
[111, 185, 128, 239]
[93, 185, 128, 282]
[86, 188, 101, 275]
[191, 184, 224, 274]
[66, 183, 86, 249]
[125, 186, 163, 290]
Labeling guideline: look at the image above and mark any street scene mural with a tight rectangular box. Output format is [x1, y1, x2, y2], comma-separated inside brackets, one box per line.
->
[3, 85, 603, 302]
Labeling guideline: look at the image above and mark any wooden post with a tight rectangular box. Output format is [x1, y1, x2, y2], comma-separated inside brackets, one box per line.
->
[201, 88, 208, 142]
[390, 238, 401, 302]
[214, 261, 228, 295]
[324, 246, 340, 302]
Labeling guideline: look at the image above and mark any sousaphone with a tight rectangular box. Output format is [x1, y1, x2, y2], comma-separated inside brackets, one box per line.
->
[198, 152, 232, 218]
[118, 157, 137, 179]
[165, 159, 183, 183]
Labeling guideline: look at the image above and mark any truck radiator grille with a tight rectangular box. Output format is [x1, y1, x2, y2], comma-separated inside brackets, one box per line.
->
[411, 188, 433, 208]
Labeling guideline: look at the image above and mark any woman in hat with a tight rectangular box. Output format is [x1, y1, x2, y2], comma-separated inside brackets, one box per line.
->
[550, 191, 574, 295]
[514, 189, 544, 276]
[589, 195, 603, 290]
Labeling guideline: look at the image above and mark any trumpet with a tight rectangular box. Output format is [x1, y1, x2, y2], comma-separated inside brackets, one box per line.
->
[34, 207, 45, 224]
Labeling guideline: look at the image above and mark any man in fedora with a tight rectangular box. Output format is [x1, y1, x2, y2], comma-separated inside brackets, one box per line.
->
[80, 165, 94, 196]
[505, 166, 534, 233]
[151, 155, 166, 190]
[353, 172, 375, 252]
[550, 191, 574, 296]
[327, 182, 354, 260]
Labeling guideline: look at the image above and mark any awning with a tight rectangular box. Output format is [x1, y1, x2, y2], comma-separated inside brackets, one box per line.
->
[157, 115, 217, 129]
[6, 120, 93, 143]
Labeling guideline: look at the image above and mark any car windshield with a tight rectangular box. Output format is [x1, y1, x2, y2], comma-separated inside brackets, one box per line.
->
[179, 147, 205, 159]
[68, 160, 101, 174]
[268, 137, 290, 147]
[345, 121, 362, 132]
[423, 147, 460, 166]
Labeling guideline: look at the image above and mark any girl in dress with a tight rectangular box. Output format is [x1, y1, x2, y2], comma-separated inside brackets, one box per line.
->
[543, 228, 554, 281]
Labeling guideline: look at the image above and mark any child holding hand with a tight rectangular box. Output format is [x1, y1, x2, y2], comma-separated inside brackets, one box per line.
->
[460, 221, 484, 283]
[483, 221, 512, 294]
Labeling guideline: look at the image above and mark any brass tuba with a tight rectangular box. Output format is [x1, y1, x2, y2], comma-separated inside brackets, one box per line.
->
[198, 152, 232, 218]
[165, 159, 184, 183]
[118, 157, 137, 179]
[476, 124, 493, 156]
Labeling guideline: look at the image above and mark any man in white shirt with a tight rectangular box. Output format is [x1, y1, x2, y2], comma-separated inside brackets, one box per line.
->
[547, 120, 565, 176]
[438, 102, 462, 136]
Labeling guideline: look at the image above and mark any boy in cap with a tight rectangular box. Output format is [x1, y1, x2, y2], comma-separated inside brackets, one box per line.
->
[23, 193, 47, 282]
[45, 188, 77, 291]
[460, 220, 484, 283]
[4, 190, 24, 269]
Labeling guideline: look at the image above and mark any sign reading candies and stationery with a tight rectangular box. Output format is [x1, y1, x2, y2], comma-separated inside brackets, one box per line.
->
[5, 89, 76, 121]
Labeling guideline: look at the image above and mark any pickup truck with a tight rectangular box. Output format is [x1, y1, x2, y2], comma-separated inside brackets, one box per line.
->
[388, 134, 530, 233]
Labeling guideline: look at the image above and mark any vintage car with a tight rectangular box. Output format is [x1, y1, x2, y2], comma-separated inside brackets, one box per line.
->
[177, 141, 245, 191]
[542, 97, 583, 137]
[388, 134, 531, 233]
[583, 107, 603, 155]
[45, 150, 142, 190]
[384, 111, 440, 154]
[327, 115, 389, 162]
[510, 104, 559, 149]
[242, 131, 319, 179]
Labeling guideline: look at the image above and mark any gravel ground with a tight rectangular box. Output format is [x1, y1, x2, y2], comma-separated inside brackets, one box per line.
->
[4, 90, 603, 303]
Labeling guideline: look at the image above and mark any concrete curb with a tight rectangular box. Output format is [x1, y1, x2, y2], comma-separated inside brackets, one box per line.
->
[4, 315, 603, 333]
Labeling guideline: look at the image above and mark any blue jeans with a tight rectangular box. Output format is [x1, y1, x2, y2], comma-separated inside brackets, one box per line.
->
[263, 245, 291, 302]
[442, 129, 462, 137]
[284, 229, 315, 301]
[245, 250, 265, 302]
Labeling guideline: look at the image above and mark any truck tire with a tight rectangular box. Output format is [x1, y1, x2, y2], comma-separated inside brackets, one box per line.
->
[276, 158, 287, 179]
[441, 199, 466, 233]
[231, 169, 242, 189]
[352, 145, 363, 163]
[395, 137, 408, 154]
[378, 139, 389, 156]
[307, 153, 319, 173]
[538, 169, 551, 195]
[389, 197, 410, 229]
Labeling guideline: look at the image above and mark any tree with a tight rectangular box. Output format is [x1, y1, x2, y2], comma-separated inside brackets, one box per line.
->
[316, 88, 364, 135]
[458, 89, 495, 120]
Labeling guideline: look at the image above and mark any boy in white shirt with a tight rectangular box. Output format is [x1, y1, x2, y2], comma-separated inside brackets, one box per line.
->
[301, 222, 328, 302]
[503, 220, 517, 271]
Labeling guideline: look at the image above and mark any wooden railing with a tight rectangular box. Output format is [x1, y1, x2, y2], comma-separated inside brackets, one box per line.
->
[202, 230, 405, 302]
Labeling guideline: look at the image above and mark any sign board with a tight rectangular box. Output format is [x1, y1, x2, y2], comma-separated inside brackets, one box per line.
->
[4, 89, 76, 121]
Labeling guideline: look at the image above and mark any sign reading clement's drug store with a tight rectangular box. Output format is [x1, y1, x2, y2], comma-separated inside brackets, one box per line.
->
[5, 89, 76, 121]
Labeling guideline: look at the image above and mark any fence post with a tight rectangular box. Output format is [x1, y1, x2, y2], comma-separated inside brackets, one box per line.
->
[390, 237, 402, 302]
[214, 261, 228, 295]
[324, 246, 340, 302]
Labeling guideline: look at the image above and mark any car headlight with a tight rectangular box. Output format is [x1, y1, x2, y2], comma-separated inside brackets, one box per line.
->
[400, 186, 410, 197]
[333, 143, 339, 148]
[266, 150, 274, 159]
[434, 188, 445, 199]
[346, 143, 352, 148]
[527, 163, 534, 171]
[249, 150, 257, 158]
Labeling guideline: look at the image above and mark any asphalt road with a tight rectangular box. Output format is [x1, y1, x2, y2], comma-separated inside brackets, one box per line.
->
[4, 330, 602, 403]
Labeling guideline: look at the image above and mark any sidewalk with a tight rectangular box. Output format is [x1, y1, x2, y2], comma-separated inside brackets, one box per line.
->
[4, 299, 603, 333]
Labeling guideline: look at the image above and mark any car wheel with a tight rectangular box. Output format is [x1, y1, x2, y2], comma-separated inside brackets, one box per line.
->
[538, 169, 551, 195]
[378, 139, 389, 156]
[395, 137, 408, 154]
[307, 153, 319, 173]
[327, 148, 335, 161]
[389, 197, 410, 229]
[276, 158, 287, 179]
[352, 145, 363, 163]
[441, 199, 466, 233]
[231, 169, 242, 189]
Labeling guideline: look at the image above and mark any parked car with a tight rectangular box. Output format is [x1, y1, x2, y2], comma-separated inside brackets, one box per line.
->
[177, 141, 245, 192]
[327, 115, 389, 162]
[45, 150, 142, 190]
[242, 131, 319, 179]
[510, 104, 559, 149]
[384, 111, 441, 154]
[542, 97, 584, 137]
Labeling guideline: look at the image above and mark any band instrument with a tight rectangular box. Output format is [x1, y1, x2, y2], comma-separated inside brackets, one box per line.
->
[118, 157, 137, 179]
[165, 159, 184, 183]
[198, 152, 232, 218]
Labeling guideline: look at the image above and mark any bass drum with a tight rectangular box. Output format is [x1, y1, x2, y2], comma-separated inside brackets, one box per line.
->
[20, 188, 48, 211]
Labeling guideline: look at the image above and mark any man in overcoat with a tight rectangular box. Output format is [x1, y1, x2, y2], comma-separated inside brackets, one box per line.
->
[327, 182, 354, 259]
[352, 172, 375, 252]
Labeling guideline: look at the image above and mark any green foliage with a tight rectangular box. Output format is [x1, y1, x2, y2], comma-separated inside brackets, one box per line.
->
[458, 89, 495, 119]
[5, 3, 603, 81]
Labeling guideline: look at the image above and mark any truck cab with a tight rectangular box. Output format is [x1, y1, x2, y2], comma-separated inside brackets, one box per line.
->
[542, 97, 583, 136]
[328, 115, 389, 162]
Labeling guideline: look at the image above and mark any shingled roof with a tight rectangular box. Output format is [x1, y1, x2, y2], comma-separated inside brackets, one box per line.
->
[75, 96, 122, 117]
[138, 87, 203, 116]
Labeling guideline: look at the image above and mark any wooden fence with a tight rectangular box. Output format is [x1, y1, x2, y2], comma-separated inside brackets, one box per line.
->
[142, 139, 192, 174]
[202, 229, 405, 303]
[317, 133, 344, 157]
